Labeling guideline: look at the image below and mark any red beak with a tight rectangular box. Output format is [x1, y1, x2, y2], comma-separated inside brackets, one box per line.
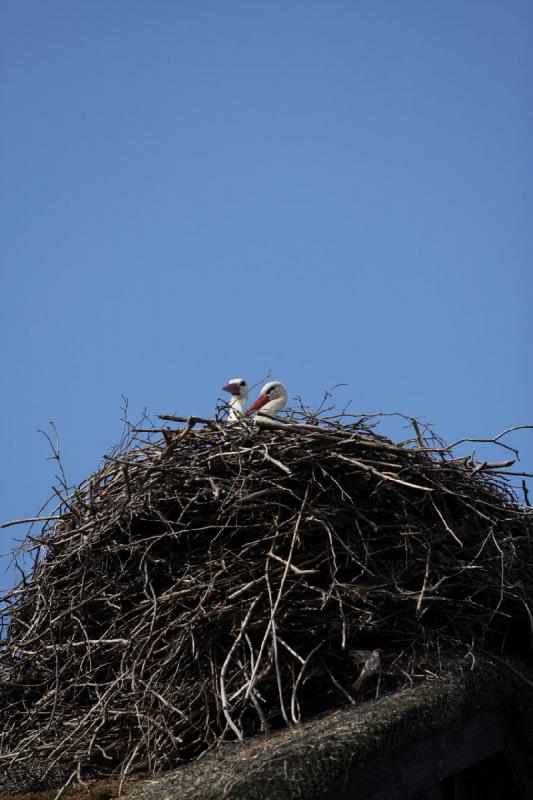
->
[246, 393, 269, 415]
[222, 383, 241, 397]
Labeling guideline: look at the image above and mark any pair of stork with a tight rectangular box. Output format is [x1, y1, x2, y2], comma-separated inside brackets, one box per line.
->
[222, 379, 288, 422]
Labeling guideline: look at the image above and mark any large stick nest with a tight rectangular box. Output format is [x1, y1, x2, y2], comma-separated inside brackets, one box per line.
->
[0, 410, 532, 783]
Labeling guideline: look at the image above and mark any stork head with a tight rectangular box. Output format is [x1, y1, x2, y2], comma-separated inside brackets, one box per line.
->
[246, 381, 288, 416]
[222, 378, 248, 399]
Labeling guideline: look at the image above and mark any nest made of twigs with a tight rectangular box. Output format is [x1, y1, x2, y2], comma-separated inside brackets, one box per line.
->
[0, 409, 532, 784]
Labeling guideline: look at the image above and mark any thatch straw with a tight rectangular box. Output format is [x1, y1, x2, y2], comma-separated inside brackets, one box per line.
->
[0, 409, 531, 786]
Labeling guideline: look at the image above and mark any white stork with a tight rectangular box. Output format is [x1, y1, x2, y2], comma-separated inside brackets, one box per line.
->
[246, 381, 288, 423]
[222, 378, 249, 421]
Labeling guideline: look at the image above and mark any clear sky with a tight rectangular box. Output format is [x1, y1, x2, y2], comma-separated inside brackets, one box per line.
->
[1, 1, 531, 592]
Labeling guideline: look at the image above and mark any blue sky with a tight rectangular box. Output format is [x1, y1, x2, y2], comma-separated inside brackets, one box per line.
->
[1, 1, 531, 591]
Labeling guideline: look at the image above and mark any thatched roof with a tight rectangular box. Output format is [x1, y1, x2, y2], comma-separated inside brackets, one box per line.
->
[0, 410, 531, 793]
[128, 654, 533, 800]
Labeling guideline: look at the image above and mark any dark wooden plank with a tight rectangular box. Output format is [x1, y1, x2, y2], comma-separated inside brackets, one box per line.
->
[326, 712, 523, 800]
[504, 735, 533, 800]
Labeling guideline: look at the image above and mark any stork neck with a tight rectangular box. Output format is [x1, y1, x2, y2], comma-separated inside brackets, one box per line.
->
[228, 395, 246, 421]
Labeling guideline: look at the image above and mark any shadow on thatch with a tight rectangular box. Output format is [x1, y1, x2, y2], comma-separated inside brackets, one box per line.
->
[0, 409, 531, 793]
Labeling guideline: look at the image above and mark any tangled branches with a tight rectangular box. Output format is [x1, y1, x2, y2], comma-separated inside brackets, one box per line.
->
[0, 411, 532, 783]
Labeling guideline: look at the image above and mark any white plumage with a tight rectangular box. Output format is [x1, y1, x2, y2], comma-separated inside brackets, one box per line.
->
[246, 381, 288, 422]
[221, 378, 249, 421]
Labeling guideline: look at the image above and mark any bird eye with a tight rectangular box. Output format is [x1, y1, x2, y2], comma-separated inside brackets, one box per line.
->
[240, 380, 246, 386]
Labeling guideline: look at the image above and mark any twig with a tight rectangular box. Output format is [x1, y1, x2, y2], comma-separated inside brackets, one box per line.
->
[267, 551, 319, 575]
[158, 414, 217, 427]
[416, 546, 431, 618]
[263, 446, 292, 475]
[0, 516, 61, 529]
[334, 453, 433, 492]
[220, 595, 261, 740]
